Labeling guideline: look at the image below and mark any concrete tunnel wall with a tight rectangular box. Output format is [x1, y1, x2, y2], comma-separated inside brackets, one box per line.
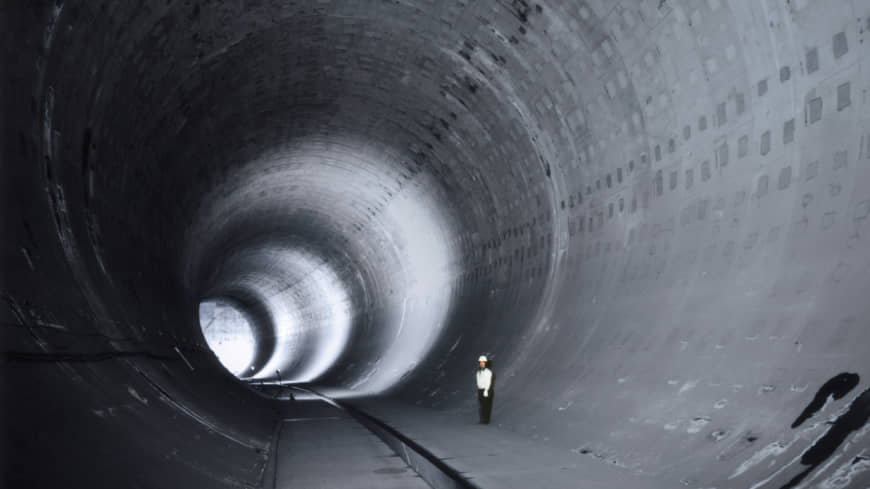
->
[3, 1, 870, 488]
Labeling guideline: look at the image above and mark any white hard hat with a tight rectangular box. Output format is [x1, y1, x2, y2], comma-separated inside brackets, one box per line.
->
[478, 355, 487, 362]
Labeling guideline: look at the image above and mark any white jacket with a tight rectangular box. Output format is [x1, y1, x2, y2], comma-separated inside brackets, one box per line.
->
[476, 368, 492, 395]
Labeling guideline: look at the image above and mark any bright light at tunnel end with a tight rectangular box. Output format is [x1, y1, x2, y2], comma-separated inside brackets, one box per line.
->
[198, 300, 257, 376]
[187, 138, 461, 395]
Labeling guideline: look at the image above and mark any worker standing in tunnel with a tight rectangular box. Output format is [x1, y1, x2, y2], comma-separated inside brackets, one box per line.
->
[476, 355, 494, 424]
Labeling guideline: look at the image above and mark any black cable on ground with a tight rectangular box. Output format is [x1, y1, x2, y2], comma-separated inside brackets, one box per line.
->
[290, 385, 481, 489]
[3, 350, 180, 363]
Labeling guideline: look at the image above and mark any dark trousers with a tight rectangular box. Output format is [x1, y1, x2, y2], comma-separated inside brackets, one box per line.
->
[477, 389, 493, 424]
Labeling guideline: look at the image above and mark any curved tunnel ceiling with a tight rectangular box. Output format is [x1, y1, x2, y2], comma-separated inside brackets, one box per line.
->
[4, 1, 870, 488]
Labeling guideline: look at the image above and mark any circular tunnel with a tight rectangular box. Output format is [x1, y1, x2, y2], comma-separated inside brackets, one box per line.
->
[3, 1, 870, 488]
[185, 137, 465, 391]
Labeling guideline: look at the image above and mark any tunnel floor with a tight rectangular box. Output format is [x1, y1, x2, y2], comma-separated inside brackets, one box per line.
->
[346, 398, 667, 489]
[256, 385, 668, 489]
[264, 398, 429, 489]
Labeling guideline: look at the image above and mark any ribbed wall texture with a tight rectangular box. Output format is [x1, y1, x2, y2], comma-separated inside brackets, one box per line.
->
[3, 1, 870, 488]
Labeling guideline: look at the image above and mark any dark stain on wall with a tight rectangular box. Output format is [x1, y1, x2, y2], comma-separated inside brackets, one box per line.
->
[791, 372, 859, 428]
[779, 379, 869, 489]
[799, 388, 870, 465]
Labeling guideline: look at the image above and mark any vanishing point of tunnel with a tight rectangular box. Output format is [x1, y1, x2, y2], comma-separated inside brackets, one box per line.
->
[3, 1, 870, 488]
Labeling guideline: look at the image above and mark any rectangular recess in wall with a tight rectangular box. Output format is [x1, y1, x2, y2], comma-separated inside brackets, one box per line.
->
[717, 141, 729, 167]
[757, 175, 769, 197]
[808, 98, 822, 124]
[736, 93, 745, 115]
[784, 118, 796, 143]
[778, 166, 792, 190]
[806, 47, 819, 73]
[701, 160, 711, 181]
[760, 130, 771, 155]
[833, 32, 848, 58]
[837, 82, 851, 111]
